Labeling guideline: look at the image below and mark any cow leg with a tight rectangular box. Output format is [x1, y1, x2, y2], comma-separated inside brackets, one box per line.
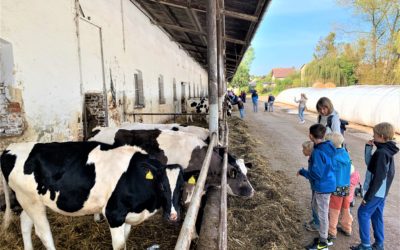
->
[110, 224, 127, 250]
[20, 210, 34, 250]
[22, 203, 55, 250]
[124, 224, 131, 242]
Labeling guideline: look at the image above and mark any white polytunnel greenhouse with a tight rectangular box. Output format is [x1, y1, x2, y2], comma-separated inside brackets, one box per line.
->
[276, 85, 400, 134]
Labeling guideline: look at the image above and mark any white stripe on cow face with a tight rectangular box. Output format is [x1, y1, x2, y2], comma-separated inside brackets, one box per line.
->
[166, 168, 180, 217]
[236, 159, 248, 175]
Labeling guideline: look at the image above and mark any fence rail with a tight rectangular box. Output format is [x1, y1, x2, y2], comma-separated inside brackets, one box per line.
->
[174, 133, 218, 250]
[124, 112, 207, 122]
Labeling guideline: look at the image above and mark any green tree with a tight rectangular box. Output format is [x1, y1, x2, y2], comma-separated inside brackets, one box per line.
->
[338, 0, 400, 83]
[305, 33, 358, 86]
[229, 47, 255, 89]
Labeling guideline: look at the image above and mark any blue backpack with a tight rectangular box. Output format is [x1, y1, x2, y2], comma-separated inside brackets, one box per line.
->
[332, 148, 351, 195]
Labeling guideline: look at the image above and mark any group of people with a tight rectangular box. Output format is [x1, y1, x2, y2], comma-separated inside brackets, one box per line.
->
[297, 97, 398, 250]
[227, 90, 246, 119]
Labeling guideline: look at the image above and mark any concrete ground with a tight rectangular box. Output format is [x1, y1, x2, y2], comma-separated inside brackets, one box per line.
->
[238, 99, 399, 250]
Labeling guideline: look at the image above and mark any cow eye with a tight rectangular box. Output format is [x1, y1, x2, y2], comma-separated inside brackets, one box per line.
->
[228, 169, 237, 178]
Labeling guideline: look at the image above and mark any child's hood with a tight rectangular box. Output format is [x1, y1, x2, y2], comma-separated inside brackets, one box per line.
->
[335, 148, 351, 165]
[314, 140, 336, 156]
[375, 140, 399, 156]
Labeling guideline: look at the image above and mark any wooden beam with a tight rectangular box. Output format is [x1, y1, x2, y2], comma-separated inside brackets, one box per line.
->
[221, 9, 258, 22]
[149, 0, 259, 22]
[160, 23, 206, 35]
[185, 3, 207, 46]
[150, 0, 205, 12]
[223, 36, 246, 45]
[207, 0, 219, 134]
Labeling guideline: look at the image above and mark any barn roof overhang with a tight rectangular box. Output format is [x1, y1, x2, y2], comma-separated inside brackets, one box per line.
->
[130, 0, 271, 81]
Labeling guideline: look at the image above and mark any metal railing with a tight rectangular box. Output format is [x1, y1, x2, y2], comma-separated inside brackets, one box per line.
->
[174, 133, 218, 250]
[124, 112, 207, 123]
[218, 120, 228, 250]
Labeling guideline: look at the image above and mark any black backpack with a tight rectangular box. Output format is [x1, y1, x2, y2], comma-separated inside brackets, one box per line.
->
[318, 115, 348, 135]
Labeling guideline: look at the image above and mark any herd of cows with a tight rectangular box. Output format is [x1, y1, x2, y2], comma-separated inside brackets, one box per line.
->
[0, 121, 253, 249]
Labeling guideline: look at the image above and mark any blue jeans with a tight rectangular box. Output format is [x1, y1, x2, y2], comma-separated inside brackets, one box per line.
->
[298, 106, 305, 121]
[252, 101, 258, 112]
[268, 101, 274, 112]
[358, 197, 385, 247]
[239, 108, 244, 118]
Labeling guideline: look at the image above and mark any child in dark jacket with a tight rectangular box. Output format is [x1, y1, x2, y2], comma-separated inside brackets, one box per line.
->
[298, 124, 336, 250]
[325, 133, 352, 238]
[351, 122, 399, 250]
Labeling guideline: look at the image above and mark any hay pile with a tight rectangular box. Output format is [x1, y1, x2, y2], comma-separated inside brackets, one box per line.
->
[227, 117, 302, 250]
[0, 211, 181, 249]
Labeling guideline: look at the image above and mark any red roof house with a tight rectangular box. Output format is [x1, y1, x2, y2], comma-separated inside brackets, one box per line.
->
[271, 68, 296, 80]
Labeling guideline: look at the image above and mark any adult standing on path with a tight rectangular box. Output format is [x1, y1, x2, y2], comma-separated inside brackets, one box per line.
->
[294, 93, 308, 123]
[251, 90, 259, 112]
[316, 97, 341, 134]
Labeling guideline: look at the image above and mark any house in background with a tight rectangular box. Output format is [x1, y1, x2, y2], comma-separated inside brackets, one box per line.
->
[271, 67, 296, 81]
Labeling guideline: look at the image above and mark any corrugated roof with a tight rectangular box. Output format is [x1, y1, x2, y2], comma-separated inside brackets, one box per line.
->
[130, 0, 271, 80]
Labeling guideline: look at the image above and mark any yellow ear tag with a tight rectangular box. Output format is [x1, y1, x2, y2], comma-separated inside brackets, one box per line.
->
[188, 176, 196, 185]
[145, 171, 154, 180]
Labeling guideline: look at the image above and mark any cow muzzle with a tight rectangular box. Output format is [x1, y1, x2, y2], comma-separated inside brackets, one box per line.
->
[169, 211, 178, 222]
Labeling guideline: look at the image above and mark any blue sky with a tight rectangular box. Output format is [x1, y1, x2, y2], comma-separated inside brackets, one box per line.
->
[250, 0, 357, 76]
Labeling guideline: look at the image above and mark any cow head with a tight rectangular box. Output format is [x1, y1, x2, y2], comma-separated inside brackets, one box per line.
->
[226, 157, 254, 198]
[158, 164, 185, 223]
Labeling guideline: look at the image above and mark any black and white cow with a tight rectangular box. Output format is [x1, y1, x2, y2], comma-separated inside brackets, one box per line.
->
[104, 129, 254, 198]
[1, 142, 184, 250]
[90, 123, 210, 143]
[186, 97, 209, 123]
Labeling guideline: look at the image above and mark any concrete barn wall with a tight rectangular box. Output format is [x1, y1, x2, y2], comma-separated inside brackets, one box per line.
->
[0, 0, 208, 144]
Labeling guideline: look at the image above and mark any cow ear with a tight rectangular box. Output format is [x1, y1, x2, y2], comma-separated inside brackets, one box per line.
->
[245, 162, 253, 169]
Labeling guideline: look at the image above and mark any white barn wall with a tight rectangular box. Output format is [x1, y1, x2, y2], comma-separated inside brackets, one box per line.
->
[1, 0, 82, 142]
[0, 0, 208, 143]
[276, 86, 400, 133]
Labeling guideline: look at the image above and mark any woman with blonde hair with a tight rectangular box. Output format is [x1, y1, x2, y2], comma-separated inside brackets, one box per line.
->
[294, 93, 308, 123]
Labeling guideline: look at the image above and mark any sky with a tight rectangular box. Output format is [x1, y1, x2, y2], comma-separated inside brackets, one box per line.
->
[250, 0, 357, 76]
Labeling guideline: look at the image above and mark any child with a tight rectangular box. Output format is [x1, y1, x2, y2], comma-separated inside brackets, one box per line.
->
[237, 97, 245, 119]
[325, 133, 352, 239]
[351, 122, 398, 250]
[298, 124, 336, 250]
[349, 164, 361, 208]
[298, 141, 320, 232]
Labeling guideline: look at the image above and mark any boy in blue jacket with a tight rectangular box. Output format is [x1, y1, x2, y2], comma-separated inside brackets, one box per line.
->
[351, 122, 398, 250]
[298, 124, 336, 250]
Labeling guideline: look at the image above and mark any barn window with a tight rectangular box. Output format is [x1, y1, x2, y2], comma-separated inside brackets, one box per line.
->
[134, 70, 145, 108]
[158, 75, 166, 104]
[188, 83, 191, 98]
[173, 78, 177, 101]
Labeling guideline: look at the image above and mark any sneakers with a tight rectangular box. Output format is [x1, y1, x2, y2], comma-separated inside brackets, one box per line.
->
[337, 227, 351, 236]
[350, 244, 373, 250]
[372, 243, 384, 250]
[304, 221, 319, 232]
[299, 120, 305, 124]
[305, 238, 329, 250]
[327, 235, 335, 246]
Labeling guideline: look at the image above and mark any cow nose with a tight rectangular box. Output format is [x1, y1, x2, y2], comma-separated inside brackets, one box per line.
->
[169, 212, 178, 222]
